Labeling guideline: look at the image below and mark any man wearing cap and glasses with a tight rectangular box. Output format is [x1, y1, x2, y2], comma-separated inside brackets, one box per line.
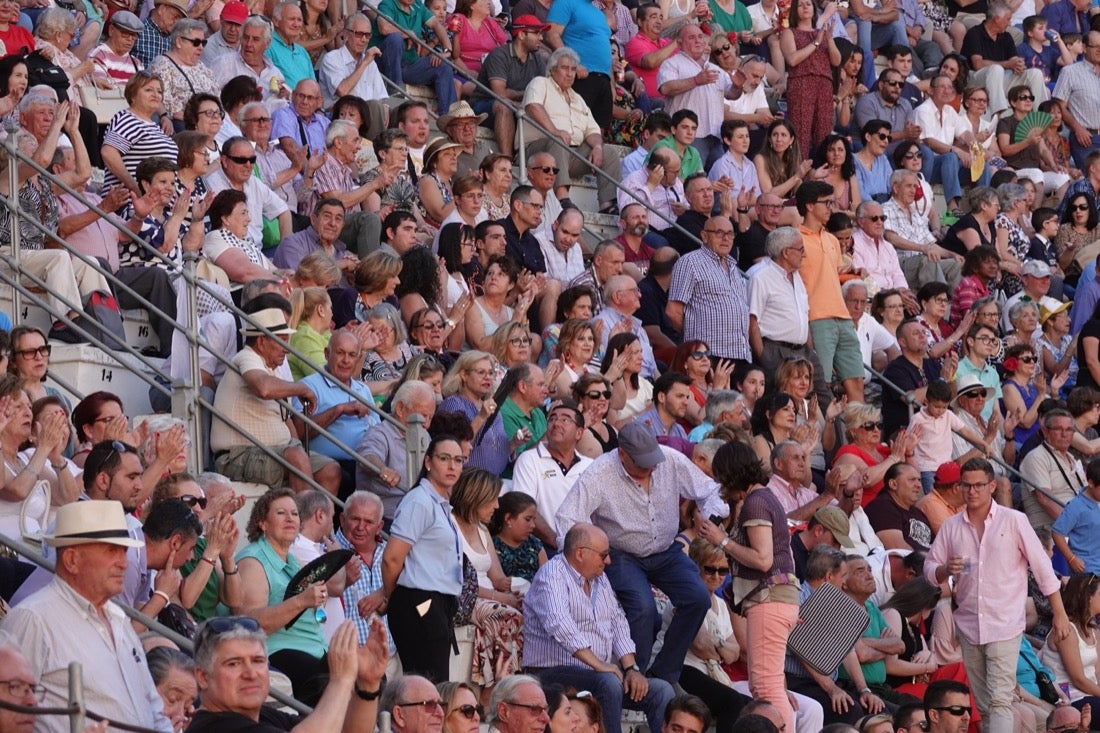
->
[1, 500, 172, 733]
[90, 11, 146, 88]
[470, 15, 548, 157]
[211, 301, 342, 495]
[187, 615, 387, 733]
[1001, 259, 1063, 333]
[554, 423, 725, 688]
[524, 523, 676, 733]
[202, 0, 247, 65]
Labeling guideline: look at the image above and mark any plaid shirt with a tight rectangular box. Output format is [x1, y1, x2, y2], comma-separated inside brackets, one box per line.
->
[133, 17, 171, 66]
[668, 246, 751, 361]
[335, 529, 394, 651]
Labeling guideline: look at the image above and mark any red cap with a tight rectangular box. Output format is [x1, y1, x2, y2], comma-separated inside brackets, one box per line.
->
[934, 461, 961, 486]
[221, 1, 248, 24]
[511, 14, 550, 34]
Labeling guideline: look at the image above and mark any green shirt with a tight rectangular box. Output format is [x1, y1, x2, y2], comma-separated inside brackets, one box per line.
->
[378, 0, 436, 65]
[181, 537, 220, 623]
[288, 323, 330, 381]
[651, 137, 704, 179]
[839, 599, 888, 685]
[709, 0, 752, 32]
[500, 397, 546, 478]
[236, 537, 327, 658]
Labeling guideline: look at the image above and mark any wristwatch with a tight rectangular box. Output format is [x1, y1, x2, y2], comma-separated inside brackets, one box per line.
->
[622, 663, 641, 674]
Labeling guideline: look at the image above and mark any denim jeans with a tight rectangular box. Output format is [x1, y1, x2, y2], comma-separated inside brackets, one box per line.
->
[603, 543, 711, 683]
[530, 667, 675, 733]
[376, 33, 456, 115]
[854, 18, 909, 87]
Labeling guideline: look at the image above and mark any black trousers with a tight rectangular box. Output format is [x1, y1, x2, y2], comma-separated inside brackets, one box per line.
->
[269, 648, 327, 707]
[679, 666, 748, 733]
[786, 673, 865, 726]
[388, 585, 457, 682]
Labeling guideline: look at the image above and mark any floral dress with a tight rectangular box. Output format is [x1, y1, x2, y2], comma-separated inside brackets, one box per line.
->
[996, 212, 1030, 296]
[493, 536, 542, 581]
[605, 82, 644, 148]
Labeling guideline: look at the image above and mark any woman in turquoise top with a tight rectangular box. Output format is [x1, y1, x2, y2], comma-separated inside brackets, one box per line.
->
[235, 488, 330, 706]
[288, 286, 333, 381]
[708, 0, 752, 33]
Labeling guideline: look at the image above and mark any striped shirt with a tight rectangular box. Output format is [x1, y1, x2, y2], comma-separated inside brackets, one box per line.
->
[668, 245, 751, 361]
[102, 110, 179, 191]
[522, 553, 635, 668]
[334, 529, 395, 651]
[89, 45, 144, 87]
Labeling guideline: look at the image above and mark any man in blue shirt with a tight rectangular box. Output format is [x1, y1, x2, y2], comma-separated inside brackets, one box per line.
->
[1052, 458, 1100, 573]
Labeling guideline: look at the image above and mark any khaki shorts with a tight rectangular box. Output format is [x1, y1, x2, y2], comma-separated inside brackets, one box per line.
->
[214, 440, 332, 488]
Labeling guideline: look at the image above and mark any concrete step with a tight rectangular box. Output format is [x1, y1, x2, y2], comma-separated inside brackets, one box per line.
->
[46, 343, 157, 416]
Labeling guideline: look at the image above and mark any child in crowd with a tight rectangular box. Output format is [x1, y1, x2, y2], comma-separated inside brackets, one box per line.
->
[1017, 15, 1076, 88]
[909, 379, 990, 493]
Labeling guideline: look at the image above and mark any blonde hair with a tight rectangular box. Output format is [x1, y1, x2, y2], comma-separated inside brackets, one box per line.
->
[841, 401, 881, 433]
[442, 351, 493, 397]
[490, 321, 529, 365]
[289, 286, 331, 328]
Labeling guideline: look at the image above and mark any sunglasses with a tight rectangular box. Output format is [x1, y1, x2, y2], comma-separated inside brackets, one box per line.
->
[530, 165, 560, 175]
[863, 215, 886, 222]
[585, 390, 612, 399]
[1073, 203, 1091, 211]
[226, 154, 257, 165]
[1018, 355, 1037, 364]
[715, 44, 731, 51]
[690, 350, 710, 359]
[202, 616, 262, 634]
[702, 564, 730, 576]
[180, 494, 208, 509]
[1014, 94, 1034, 101]
[452, 705, 483, 719]
[932, 706, 971, 717]
[903, 151, 921, 159]
[860, 421, 884, 431]
[883, 79, 903, 87]
[181, 37, 208, 47]
[398, 700, 444, 712]
[242, 116, 271, 123]
[874, 132, 890, 141]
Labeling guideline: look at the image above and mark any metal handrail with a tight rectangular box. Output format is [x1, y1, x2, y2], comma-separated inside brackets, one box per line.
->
[366, 7, 705, 249]
[0, 531, 313, 715]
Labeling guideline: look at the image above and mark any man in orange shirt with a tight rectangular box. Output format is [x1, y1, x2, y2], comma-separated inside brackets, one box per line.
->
[916, 461, 965, 535]
[795, 180, 865, 402]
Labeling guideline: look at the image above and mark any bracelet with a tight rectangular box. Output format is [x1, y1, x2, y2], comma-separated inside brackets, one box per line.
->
[720, 537, 731, 549]
[50, 460, 67, 472]
[152, 590, 171, 604]
[224, 567, 239, 575]
[200, 556, 217, 567]
[355, 684, 382, 700]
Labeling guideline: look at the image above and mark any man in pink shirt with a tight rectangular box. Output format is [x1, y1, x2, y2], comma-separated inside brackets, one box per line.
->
[926, 456, 1070, 731]
[624, 4, 677, 100]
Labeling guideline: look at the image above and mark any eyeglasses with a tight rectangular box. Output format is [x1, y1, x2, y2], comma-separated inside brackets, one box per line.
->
[198, 108, 224, 119]
[863, 215, 886, 222]
[578, 546, 611, 559]
[179, 494, 208, 509]
[347, 28, 371, 38]
[467, 368, 493, 377]
[226, 154, 257, 165]
[420, 321, 445, 330]
[1073, 203, 1091, 211]
[702, 564, 730, 576]
[584, 390, 612, 399]
[451, 705, 483, 719]
[0, 680, 47, 702]
[529, 165, 560, 175]
[519, 200, 545, 210]
[509, 337, 532, 346]
[92, 412, 126, 425]
[431, 452, 467, 465]
[860, 421, 884, 431]
[1014, 94, 1034, 101]
[689, 350, 710, 359]
[757, 202, 783, 209]
[973, 335, 998, 344]
[14, 344, 51, 359]
[932, 706, 971, 717]
[882, 79, 903, 87]
[397, 700, 444, 712]
[242, 116, 271, 123]
[815, 199, 837, 208]
[504, 701, 550, 715]
[703, 229, 735, 238]
[181, 36, 208, 47]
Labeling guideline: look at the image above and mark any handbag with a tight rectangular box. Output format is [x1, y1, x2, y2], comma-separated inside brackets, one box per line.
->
[1022, 651, 1061, 704]
[79, 84, 127, 124]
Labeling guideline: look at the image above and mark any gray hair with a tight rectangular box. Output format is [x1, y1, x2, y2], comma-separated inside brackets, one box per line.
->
[764, 226, 802, 260]
[692, 438, 725, 464]
[770, 439, 804, 469]
[272, 1, 299, 21]
[344, 11, 370, 30]
[195, 471, 232, 492]
[486, 675, 543, 726]
[997, 182, 1027, 211]
[35, 7, 76, 40]
[170, 18, 208, 46]
[1008, 299, 1039, 325]
[242, 14, 273, 43]
[367, 302, 407, 343]
[238, 101, 267, 127]
[294, 489, 333, 520]
[703, 389, 740, 424]
[604, 274, 636, 304]
[393, 380, 434, 412]
[139, 415, 185, 460]
[379, 675, 410, 716]
[344, 490, 383, 515]
[17, 92, 55, 116]
[146, 646, 194, 686]
[855, 200, 882, 219]
[326, 119, 359, 147]
[988, 1, 1011, 19]
[194, 620, 268, 674]
[593, 239, 625, 258]
[805, 545, 847, 582]
[841, 278, 869, 298]
[968, 185, 998, 210]
[889, 168, 918, 189]
[547, 46, 580, 71]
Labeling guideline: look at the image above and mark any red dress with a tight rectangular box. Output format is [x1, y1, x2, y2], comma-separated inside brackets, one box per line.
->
[834, 442, 891, 506]
[786, 27, 834, 160]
